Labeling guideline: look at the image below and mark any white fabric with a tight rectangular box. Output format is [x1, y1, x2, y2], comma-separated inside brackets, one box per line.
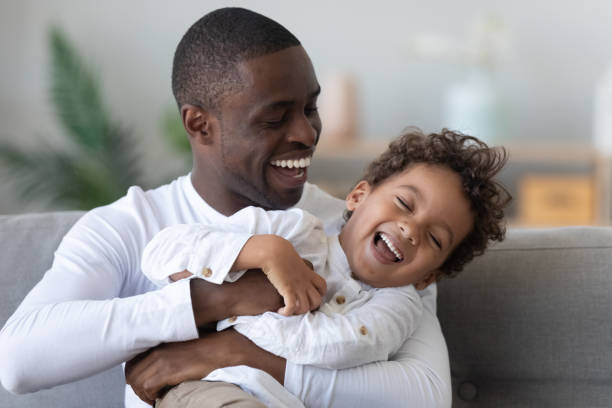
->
[141, 207, 423, 371]
[0, 176, 451, 408]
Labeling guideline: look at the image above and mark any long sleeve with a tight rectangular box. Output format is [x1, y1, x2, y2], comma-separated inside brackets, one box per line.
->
[283, 284, 452, 408]
[141, 206, 328, 286]
[226, 282, 422, 369]
[0, 205, 199, 394]
[142, 223, 253, 285]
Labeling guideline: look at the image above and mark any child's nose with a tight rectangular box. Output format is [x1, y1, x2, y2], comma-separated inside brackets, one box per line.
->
[398, 221, 419, 246]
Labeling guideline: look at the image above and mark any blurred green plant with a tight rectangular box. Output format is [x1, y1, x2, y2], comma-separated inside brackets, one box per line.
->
[0, 27, 145, 210]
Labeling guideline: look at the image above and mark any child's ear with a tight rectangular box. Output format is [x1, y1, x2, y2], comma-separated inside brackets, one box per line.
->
[181, 104, 218, 146]
[345, 180, 371, 211]
[414, 271, 439, 290]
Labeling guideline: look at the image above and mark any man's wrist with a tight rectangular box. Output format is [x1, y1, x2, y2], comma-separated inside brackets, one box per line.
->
[229, 330, 287, 384]
[190, 278, 232, 326]
[190, 270, 283, 328]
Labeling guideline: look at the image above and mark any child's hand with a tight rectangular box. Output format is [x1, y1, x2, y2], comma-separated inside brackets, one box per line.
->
[267, 253, 326, 316]
[240, 235, 326, 316]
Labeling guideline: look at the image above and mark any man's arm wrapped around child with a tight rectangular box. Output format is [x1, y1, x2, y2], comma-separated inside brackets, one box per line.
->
[219, 282, 422, 369]
[141, 206, 423, 369]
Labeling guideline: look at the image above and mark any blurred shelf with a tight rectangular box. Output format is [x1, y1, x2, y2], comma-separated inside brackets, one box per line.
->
[311, 140, 612, 227]
[317, 140, 597, 162]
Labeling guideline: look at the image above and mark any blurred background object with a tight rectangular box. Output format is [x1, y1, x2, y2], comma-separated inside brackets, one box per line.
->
[405, 14, 511, 145]
[317, 71, 359, 149]
[2, 0, 612, 226]
[0, 27, 146, 210]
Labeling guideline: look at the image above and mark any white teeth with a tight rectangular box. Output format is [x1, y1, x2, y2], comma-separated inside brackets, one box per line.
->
[270, 157, 312, 169]
[380, 233, 403, 261]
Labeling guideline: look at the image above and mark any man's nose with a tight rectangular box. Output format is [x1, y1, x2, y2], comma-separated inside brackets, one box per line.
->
[287, 114, 318, 147]
[398, 221, 419, 246]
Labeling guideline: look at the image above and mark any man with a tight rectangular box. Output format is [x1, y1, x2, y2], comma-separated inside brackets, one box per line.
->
[0, 8, 451, 407]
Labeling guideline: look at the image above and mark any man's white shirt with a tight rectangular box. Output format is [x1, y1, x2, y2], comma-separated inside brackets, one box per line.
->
[0, 175, 451, 407]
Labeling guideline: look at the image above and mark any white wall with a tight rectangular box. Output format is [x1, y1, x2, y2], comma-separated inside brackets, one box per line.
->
[2, 0, 612, 213]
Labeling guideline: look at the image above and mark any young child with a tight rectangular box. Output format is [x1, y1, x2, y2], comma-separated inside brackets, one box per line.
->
[141, 128, 511, 407]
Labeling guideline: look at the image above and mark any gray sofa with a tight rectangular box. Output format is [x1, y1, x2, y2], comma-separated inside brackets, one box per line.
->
[1, 212, 611, 407]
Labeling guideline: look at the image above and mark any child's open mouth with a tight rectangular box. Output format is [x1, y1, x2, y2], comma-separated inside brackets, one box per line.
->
[374, 232, 404, 263]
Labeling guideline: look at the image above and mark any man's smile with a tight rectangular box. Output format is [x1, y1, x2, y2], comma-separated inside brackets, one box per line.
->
[270, 156, 312, 169]
[269, 154, 313, 183]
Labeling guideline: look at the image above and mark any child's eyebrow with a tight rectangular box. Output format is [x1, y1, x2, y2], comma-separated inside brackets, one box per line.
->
[398, 185, 455, 246]
[398, 184, 421, 200]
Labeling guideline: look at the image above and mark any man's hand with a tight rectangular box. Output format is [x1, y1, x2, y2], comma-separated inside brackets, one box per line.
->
[125, 329, 285, 406]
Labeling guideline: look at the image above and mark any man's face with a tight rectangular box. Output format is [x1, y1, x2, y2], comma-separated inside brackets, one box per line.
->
[205, 46, 321, 214]
[339, 164, 474, 289]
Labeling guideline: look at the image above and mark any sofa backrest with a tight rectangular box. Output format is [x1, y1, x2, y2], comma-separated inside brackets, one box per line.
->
[3, 212, 612, 407]
[438, 226, 612, 407]
[0, 212, 125, 408]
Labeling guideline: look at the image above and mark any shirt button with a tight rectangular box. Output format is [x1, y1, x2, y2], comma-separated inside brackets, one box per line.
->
[201, 267, 212, 278]
[228, 316, 237, 323]
[359, 325, 368, 335]
[335, 295, 346, 305]
[458, 381, 478, 401]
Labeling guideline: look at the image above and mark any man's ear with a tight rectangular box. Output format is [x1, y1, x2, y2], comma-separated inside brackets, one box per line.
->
[181, 104, 218, 146]
[345, 180, 371, 211]
[414, 271, 439, 290]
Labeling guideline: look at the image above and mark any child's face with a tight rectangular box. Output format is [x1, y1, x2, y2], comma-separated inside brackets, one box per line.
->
[339, 163, 473, 289]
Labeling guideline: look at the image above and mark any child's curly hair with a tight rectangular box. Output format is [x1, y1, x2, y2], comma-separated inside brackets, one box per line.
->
[345, 127, 512, 279]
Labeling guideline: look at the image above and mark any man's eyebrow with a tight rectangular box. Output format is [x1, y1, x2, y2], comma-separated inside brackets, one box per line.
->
[398, 184, 455, 245]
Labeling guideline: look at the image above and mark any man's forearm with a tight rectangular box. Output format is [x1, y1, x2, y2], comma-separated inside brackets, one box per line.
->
[226, 329, 287, 384]
[190, 278, 233, 326]
[189, 269, 283, 328]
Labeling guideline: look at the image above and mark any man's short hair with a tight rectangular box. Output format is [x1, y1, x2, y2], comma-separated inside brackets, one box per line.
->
[172, 7, 301, 112]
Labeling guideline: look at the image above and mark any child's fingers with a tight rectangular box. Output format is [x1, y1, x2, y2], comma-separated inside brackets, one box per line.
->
[313, 274, 327, 296]
[307, 286, 322, 310]
[295, 291, 310, 315]
[278, 292, 298, 316]
[301, 258, 314, 270]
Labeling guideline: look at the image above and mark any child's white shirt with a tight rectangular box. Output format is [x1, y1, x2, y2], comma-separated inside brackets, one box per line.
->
[141, 206, 423, 406]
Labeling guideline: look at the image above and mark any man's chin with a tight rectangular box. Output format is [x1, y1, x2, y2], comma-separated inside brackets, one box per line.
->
[266, 185, 304, 210]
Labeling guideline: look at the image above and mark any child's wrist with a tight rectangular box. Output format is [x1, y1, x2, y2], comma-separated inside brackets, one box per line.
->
[248, 234, 290, 272]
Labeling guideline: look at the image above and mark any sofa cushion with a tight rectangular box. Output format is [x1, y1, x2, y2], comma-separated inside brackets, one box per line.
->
[438, 226, 612, 407]
[0, 211, 125, 408]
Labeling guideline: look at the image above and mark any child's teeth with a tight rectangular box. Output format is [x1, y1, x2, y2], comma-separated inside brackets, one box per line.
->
[381, 233, 403, 261]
